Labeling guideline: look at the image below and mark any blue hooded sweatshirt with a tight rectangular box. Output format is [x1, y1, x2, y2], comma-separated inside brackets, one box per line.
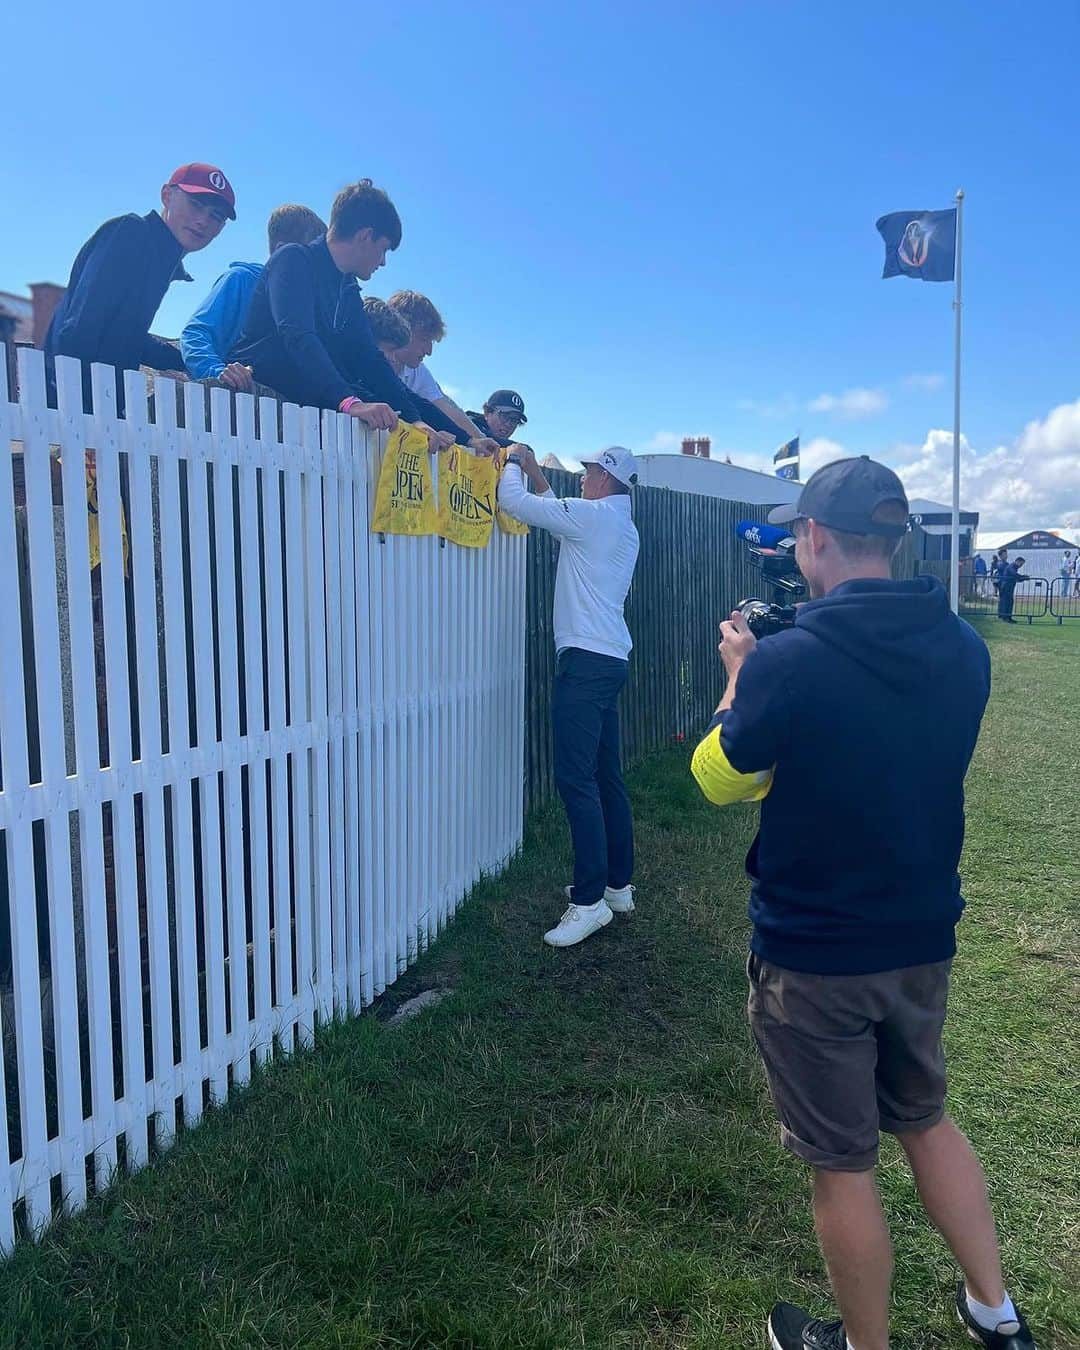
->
[716, 576, 991, 975]
[180, 260, 263, 380]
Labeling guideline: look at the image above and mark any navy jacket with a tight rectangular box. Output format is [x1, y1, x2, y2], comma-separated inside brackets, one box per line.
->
[45, 211, 189, 400]
[998, 562, 1030, 596]
[718, 576, 991, 975]
[231, 237, 465, 440]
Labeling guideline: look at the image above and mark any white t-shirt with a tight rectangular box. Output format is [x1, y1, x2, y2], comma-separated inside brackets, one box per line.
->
[497, 465, 639, 660]
[401, 362, 445, 402]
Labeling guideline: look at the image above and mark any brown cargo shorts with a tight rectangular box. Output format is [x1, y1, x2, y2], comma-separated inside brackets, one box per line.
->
[747, 952, 952, 1172]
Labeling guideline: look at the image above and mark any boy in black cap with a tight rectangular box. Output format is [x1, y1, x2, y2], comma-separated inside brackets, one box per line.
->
[467, 389, 528, 447]
[45, 163, 237, 403]
[690, 456, 1038, 1350]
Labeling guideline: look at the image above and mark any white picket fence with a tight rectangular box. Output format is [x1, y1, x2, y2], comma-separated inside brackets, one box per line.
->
[0, 350, 526, 1249]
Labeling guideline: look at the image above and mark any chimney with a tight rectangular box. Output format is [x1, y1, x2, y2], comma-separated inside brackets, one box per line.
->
[695, 436, 711, 459]
[680, 437, 696, 457]
[29, 282, 66, 348]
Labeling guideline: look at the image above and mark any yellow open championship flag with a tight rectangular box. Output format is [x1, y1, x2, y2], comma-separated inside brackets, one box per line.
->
[437, 446, 497, 549]
[370, 422, 438, 536]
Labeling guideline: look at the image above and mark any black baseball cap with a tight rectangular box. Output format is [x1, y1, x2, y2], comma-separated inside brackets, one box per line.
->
[768, 455, 909, 537]
[485, 389, 527, 423]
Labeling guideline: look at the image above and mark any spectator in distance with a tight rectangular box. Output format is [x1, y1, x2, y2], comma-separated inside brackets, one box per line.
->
[181, 204, 326, 393]
[989, 547, 1008, 596]
[997, 555, 1031, 623]
[232, 180, 482, 450]
[44, 163, 237, 402]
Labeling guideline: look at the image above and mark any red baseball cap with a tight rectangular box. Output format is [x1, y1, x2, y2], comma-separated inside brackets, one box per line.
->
[166, 163, 237, 219]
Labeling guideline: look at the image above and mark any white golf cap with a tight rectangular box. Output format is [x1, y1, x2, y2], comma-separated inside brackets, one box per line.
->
[579, 445, 639, 486]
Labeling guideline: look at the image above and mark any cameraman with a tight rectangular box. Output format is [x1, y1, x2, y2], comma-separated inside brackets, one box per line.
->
[691, 458, 1036, 1350]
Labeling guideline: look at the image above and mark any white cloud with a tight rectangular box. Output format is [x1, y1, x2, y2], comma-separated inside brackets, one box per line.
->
[440, 382, 462, 401]
[809, 388, 888, 419]
[736, 394, 800, 419]
[892, 399, 1080, 531]
[902, 373, 946, 392]
[720, 400, 1080, 533]
[644, 430, 682, 451]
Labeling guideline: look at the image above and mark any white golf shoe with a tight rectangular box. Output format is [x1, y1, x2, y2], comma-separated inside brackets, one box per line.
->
[544, 900, 613, 948]
[563, 884, 636, 914]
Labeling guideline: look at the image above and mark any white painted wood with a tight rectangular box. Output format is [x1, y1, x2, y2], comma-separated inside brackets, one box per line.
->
[60, 359, 120, 1190]
[0, 358, 526, 1251]
[186, 383, 227, 1105]
[0, 354, 32, 1244]
[153, 376, 203, 1127]
[16, 350, 85, 1218]
[120, 369, 176, 1150]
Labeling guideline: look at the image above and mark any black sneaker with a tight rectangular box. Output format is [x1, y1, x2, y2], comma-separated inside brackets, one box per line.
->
[768, 1302, 847, 1350]
[956, 1283, 1037, 1348]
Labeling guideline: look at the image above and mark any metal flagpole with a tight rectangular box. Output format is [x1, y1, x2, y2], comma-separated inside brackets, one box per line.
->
[950, 188, 964, 614]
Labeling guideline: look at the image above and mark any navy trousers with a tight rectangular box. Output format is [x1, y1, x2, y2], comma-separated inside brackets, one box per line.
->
[997, 582, 1016, 618]
[551, 647, 634, 906]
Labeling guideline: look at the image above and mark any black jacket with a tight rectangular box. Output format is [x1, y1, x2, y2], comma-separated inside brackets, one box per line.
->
[232, 237, 464, 440]
[718, 576, 991, 975]
[998, 562, 1030, 595]
[45, 211, 189, 400]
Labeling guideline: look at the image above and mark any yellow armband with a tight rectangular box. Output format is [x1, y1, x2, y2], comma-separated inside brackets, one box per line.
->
[690, 723, 774, 806]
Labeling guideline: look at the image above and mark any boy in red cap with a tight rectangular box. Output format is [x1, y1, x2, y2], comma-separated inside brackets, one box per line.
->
[45, 163, 236, 403]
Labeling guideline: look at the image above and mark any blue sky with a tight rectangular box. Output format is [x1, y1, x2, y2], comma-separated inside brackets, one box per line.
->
[3, 1, 1078, 529]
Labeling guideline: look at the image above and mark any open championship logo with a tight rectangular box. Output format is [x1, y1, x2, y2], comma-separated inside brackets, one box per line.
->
[208, 170, 228, 192]
[898, 217, 931, 269]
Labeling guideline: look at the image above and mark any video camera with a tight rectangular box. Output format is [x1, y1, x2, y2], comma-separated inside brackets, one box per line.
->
[733, 520, 805, 639]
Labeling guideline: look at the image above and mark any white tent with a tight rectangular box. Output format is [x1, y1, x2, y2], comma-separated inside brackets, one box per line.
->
[974, 528, 1080, 581]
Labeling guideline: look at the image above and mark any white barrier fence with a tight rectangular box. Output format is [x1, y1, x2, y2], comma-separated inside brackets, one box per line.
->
[0, 350, 526, 1248]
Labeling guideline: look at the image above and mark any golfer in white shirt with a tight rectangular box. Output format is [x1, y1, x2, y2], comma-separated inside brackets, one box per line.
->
[498, 445, 640, 947]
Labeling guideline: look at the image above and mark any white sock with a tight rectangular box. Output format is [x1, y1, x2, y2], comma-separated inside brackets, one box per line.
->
[965, 1287, 1019, 1331]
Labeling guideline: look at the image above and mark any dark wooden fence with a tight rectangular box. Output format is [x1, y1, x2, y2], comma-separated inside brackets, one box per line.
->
[522, 471, 773, 809]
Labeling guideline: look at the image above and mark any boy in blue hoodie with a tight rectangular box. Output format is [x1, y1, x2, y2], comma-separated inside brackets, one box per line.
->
[180, 203, 325, 392]
[691, 458, 1037, 1350]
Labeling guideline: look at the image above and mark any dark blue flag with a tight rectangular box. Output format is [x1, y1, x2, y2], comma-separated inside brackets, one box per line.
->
[773, 436, 799, 480]
[876, 208, 957, 282]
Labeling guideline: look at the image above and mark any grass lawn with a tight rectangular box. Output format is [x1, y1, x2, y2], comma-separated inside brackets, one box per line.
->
[0, 618, 1076, 1348]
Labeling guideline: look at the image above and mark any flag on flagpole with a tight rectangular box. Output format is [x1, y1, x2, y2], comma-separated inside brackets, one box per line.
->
[773, 436, 799, 480]
[876, 208, 957, 282]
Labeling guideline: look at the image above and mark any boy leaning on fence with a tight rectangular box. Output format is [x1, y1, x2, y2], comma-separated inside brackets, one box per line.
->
[230, 180, 495, 456]
[44, 163, 237, 407]
[180, 203, 326, 394]
[690, 457, 1038, 1350]
[385, 290, 488, 441]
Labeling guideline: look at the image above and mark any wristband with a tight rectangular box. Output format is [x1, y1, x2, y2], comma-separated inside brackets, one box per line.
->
[339, 396, 360, 414]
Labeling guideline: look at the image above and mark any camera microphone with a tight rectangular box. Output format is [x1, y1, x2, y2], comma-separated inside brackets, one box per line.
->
[734, 520, 794, 551]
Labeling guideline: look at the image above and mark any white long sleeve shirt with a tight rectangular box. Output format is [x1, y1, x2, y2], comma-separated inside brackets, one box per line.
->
[497, 464, 639, 659]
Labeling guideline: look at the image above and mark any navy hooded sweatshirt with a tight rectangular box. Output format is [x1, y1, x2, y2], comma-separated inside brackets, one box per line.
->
[231, 236, 466, 441]
[717, 576, 991, 975]
[44, 211, 190, 403]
